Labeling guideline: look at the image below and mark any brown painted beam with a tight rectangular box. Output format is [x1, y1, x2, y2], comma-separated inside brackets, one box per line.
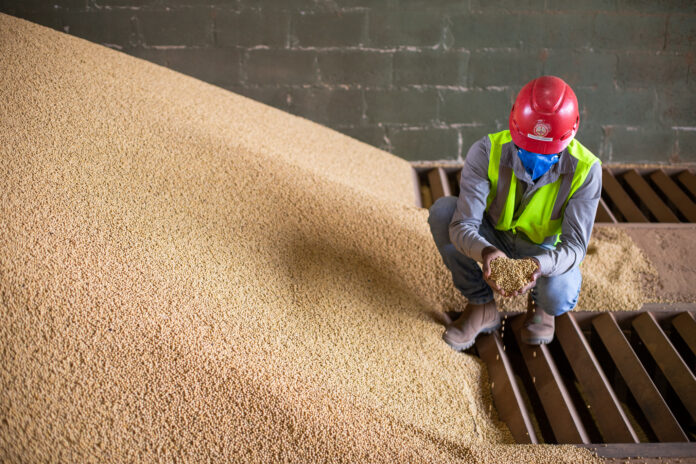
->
[649, 169, 696, 222]
[631, 312, 696, 423]
[676, 170, 696, 199]
[438, 167, 452, 197]
[602, 169, 648, 222]
[621, 169, 679, 223]
[411, 168, 423, 208]
[568, 308, 696, 333]
[576, 442, 696, 459]
[556, 313, 639, 443]
[420, 184, 433, 209]
[591, 313, 688, 442]
[499, 307, 696, 332]
[594, 222, 696, 230]
[510, 315, 590, 444]
[426, 167, 451, 202]
[476, 332, 538, 444]
[672, 312, 696, 360]
[595, 197, 618, 223]
[426, 168, 444, 202]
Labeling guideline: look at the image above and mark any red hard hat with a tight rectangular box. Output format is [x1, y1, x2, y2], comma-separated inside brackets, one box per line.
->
[509, 76, 580, 154]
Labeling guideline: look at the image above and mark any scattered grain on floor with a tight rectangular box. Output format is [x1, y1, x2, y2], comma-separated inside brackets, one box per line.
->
[496, 227, 658, 312]
[0, 13, 640, 463]
[578, 227, 659, 311]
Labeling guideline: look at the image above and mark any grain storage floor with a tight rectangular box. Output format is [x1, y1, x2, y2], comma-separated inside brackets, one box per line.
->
[0, 14, 690, 463]
[622, 226, 696, 303]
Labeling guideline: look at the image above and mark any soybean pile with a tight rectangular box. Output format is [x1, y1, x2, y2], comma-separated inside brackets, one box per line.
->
[0, 14, 648, 463]
[489, 257, 538, 294]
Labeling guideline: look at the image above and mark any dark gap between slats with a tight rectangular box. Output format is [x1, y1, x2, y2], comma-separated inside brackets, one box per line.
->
[600, 188, 627, 222]
[662, 315, 696, 376]
[668, 326, 696, 377]
[416, 170, 433, 209]
[446, 169, 460, 198]
[629, 325, 696, 437]
[501, 329, 556, 443]
[547, 338, 604, 443]
[644, 171, 688, 222]
[675, 171, 696, 203]
[615, 173, 658, 223]
[589, 324, 656, 442]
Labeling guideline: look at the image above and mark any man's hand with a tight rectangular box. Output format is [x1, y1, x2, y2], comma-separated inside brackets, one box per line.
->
[481, 246, 509, 297]
[513, 257, 541, 297]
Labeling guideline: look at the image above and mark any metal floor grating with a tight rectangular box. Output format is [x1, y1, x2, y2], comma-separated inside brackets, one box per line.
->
[466, 308, 696, 461]
[412, 164, 696, 224]
[412, 162, 696, 461]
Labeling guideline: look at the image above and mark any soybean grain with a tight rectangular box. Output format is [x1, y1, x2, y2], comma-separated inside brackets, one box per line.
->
[489, 257, 538, 294]
[0, 14, 612, 464]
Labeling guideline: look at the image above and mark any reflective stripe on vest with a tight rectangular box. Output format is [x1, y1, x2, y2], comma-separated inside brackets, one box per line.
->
[485, 130, 600, 244]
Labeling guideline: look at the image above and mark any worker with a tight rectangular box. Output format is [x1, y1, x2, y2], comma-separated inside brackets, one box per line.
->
[428, 75, 601, 350]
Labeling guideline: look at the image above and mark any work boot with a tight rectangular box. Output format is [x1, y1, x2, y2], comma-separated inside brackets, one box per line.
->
[521, 299, 555, 345]
[442, 300, 500, 351]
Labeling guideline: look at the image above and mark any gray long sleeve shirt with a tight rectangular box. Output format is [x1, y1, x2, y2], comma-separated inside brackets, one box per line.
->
[449, 136, 602, 277]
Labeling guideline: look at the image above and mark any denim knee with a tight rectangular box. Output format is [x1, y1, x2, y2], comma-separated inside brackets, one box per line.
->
[428, 196, 457, 248]
[441, 243, 493, 304]
[532, 267, 582, 316]
[428, 196, 457, 227]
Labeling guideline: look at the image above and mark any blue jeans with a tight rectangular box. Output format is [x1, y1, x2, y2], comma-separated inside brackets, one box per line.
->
[427, 196, 581, 316]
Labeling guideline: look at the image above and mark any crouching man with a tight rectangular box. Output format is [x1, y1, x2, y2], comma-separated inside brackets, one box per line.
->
[428, 75, 601, 349]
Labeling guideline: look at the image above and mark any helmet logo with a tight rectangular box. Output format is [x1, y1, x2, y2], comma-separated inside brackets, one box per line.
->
[533, 121, 551, 137]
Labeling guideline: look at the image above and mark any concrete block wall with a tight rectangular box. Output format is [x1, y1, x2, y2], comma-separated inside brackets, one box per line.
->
[2, 0, 695, 163]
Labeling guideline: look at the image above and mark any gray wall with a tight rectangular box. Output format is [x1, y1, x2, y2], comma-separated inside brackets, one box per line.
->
[2, 0, 695, 163]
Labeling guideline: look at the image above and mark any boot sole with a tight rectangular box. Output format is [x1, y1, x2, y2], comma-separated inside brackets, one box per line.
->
[442, 322, 501, 352]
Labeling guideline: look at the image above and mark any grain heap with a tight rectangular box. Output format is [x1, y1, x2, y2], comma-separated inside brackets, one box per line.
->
[489, 257, 538, 294]
[0, 14, 651, 463]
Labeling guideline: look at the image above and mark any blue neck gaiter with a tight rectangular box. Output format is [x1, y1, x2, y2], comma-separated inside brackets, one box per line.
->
[516, 147, 560, 181]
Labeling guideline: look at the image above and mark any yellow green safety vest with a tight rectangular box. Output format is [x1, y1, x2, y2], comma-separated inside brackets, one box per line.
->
[485, 130, 600, 244]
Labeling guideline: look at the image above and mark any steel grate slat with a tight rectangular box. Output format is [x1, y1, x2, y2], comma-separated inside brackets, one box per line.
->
[510, 314, 591, 444]
[476, 332, 538, 444]
[631, 313, 696, 424]
[649, 170, 696, 222]
[676, 171, 696, 200]
[596, 197, 618, 223]
[591, 313, 689, 443]
[621, 169, 680, 223]
[556, 313, 640, 443]
[672, 312, 696, 369]
[410, 164, 696, 460]
[602, 170, 649, 222]
[411, 163, 696, 224]
[473, 310, 696, 451]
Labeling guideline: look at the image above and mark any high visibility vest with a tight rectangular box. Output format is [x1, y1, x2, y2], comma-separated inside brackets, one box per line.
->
[485, 130, 600, 244]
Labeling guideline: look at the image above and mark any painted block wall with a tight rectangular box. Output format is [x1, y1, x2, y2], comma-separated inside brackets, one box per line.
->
[1, 0, 695, 162]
